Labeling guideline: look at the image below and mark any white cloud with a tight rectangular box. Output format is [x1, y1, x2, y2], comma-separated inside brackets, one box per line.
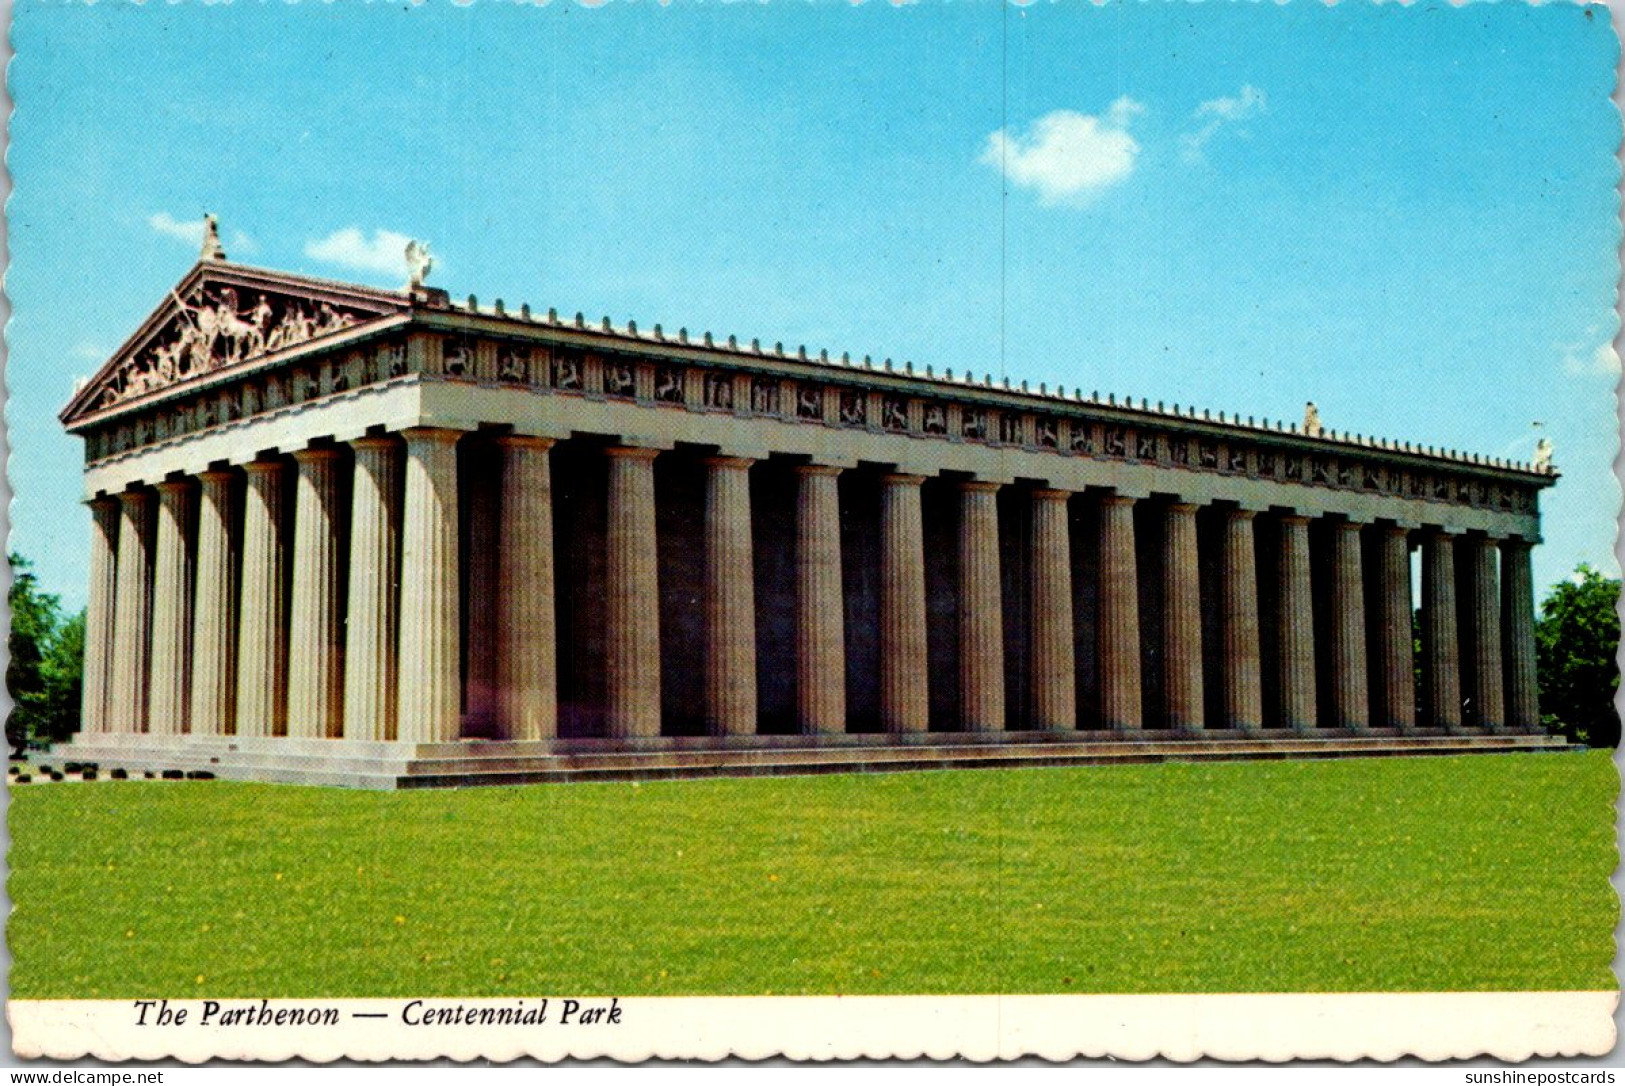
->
[1561, 333, 1620, 376]
[303, 226, 414, 278]
[148, 212, 257, 257]
[1180, 85, 1267, 161]
[980, 98, 1145, 206]
[148, 211, 207, 246]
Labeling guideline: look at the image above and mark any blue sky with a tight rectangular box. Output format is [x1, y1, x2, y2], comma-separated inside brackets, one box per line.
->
[7, 1, 1619, 610]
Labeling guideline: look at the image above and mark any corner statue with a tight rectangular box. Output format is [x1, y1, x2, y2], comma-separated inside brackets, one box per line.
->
[405, 239, 434, 289]
[199, 213, 227, 262]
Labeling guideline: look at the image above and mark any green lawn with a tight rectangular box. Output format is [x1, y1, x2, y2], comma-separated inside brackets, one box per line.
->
[8, 751, 1617, 998]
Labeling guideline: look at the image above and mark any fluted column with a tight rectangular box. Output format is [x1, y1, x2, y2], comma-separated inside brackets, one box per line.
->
[343, 436, 402, 742]
[795, 464, 846, 735]
[1277, 514, 1317, 731]
[1376, 525, 1416, 731]
[959, 481, 1005, 732]
[1222, 508, 1263, 731]
[1163, 501, 1204, 730]
[189, 471, 237, 737]
[605, 445, 663, 739]
[109, 490, 155, 734]
[1500, 537, 1540, 731]
[1469, 536, 1505, 731]
[236, 460, 288, 739]
[398, 429, 462, 744]
[81, 497, 120, 736]
[1030, 489, 1076, 731]
[496, 436, 557, 741]
[287, 448, 345, 739]
[1098, 494, 1142, 730]
[704, 456, 758, 736]
[1330, 519, 1370, 730]
[147, 479, 195, 736]
[1423, 530, 1462, 731]
[464, 446, 500, 734]
[880, 473, 929, 733]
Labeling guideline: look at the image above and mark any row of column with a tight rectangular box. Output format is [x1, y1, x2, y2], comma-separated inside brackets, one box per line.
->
[81, 433, 1544, 742]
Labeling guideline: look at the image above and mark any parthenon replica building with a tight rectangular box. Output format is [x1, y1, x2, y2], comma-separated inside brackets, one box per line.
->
[57, 227, 1566, 786]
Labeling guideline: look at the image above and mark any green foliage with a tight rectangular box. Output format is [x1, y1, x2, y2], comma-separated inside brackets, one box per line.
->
[7, 554, 86, 754]
[1535, 564, 1621, 747]
[9, 754, 1616, 998]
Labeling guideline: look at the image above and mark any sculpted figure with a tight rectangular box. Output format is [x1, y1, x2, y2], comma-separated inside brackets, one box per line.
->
[405, 240, 434, 289]
[1303, 401, 1323, 437]
[1533, 437, 1553, 472]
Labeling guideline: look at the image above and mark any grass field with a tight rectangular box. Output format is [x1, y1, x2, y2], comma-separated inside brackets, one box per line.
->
[8, 751, 1617, 998]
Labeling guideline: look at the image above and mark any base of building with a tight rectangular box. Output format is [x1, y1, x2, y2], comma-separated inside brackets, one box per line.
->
[50, 729, 1574, 790]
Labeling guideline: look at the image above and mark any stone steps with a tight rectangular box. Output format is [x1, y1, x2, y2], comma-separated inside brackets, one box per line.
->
[51, 731, 1574, 790]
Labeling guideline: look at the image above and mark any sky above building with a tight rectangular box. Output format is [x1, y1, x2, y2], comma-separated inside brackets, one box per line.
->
[7, 1, 1619, 610]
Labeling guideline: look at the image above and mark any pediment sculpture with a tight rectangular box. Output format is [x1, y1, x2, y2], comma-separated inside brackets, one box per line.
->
[98, 286, 368, 409]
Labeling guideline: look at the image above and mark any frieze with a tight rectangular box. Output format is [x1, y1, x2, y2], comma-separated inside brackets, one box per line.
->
[79, 320, 1552, 524]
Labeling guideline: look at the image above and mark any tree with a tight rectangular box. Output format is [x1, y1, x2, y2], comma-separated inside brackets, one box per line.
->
[6, 554, 84, 756]
[1534, 564, 1621, 747]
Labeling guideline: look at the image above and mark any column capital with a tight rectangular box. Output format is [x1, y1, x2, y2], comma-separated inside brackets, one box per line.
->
[197, 466, 237, 484]
[1332, 516, 1369, 531]
[87, 494, 121, 513]
[1166, 499, 1203, 514]
[1427, 524, 1466, 537]
[1033, 487, 1073, 503]
[154, 477, 194, 495]
[351, 433, 403, 453]
[1499, 534, 1538, 551]
[1382, 520, 1418, 536]
[495, 434, 557, 453]
[1226, 506, 1258, 522]
[401, 426, 463, 448]
[795, 462, 844, 479]
[702, 455, 757, 471]
[1100, 492, 1139, 508]
[605, 444, 663, 463]
[292, 445, 344, 463]
[240, 458, 284, 477]
[117, 487, 153, 507]
[882, 472, 927, 487]
[960, 479, 1002, 495]
[1279, 511, 1312, 526]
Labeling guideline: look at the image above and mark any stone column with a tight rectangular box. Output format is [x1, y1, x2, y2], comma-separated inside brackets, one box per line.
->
[344, 436, 402, 742]
[880, 472, 929, 733]
[605, 445, 663, 739]
[1330, 519, 1370, 730]
[959, 480, 1005, 732]
[1376, 525, 1416, 731]
[236, 460, 288, 739]
[1469, 536, 1506, 731]
[1222, 508, 1263, 731]
[397, 429, 462, 744]
[1031, 489, 1076, 731]
[1163, 501, 1204, 731]
[463, 446, 501, 735]
[795, 464, 846, 735]
[81, 497, 120, 736]
[287, 448, 345, 740]
[496, 436, 557, 741]
[1098, 494, 1142, 730]
[147, 479, 195, 736]
[704, 456, 758, 736]
[109, 490, 154, 735]
[1423, 529, 1462, 731]
[1500, 537, 1540, 731]
[190, 471, 237, 737]
[1277, 514, 1317, 731]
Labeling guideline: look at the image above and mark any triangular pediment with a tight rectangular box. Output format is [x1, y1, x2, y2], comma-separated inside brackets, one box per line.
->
[61, 261, 409, 427]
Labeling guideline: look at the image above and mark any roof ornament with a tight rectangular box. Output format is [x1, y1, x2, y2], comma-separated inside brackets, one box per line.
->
[1303, 401, 1324, 437]
[1533, 437, 1554, 472]
[200, 212, 227, 262]
[405, 239, 434, 290]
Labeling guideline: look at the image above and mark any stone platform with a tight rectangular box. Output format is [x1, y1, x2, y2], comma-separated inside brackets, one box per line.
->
[53, 730, 1574, 790]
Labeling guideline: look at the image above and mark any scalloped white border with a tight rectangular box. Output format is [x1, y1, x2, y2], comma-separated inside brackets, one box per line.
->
[7, 992, 1617, 1063]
